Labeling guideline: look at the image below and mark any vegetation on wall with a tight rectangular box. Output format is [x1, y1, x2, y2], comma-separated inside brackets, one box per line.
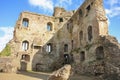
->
[0, 44, 11, 56]
[84, 44, 93, 50]
[71, 47, 81, 53]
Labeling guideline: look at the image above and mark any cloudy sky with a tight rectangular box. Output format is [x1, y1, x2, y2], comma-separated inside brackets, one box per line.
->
[0, 0, 120, 52]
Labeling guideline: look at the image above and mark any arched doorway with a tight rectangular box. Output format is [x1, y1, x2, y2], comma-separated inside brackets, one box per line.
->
[20, 54, 30, 71]
[20, 62, 27, 71]
[64, 54, 70, 64]
[96, 46, 104, 60]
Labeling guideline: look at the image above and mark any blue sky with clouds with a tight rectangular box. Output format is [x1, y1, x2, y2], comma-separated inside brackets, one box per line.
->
[0, 0, 120, 52]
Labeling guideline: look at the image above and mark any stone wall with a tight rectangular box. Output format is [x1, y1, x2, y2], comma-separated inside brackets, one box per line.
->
[0, 57, 17, 73]
[1, 0, 120, 78]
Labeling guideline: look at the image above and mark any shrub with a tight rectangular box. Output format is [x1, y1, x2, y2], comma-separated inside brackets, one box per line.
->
[0, 44, 11, 56]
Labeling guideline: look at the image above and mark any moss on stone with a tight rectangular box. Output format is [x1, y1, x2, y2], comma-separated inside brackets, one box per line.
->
[0, 44, 11, 56]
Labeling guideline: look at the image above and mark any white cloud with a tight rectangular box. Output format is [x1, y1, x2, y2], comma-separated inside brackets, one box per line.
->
[28, 0, 74, 13]
[106, 0, 118, 7]
[56, 0, 72, 8]
[105, 7, 120, 17]
[105, 0, 120, 17]
[0, 27, 14, 52]
[29, 0, 54, 12]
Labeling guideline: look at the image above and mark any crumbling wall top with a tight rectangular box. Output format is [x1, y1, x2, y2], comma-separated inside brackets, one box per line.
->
[53, 7, 74, 17]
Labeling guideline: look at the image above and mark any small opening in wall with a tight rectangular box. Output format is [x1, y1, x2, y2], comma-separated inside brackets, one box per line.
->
[64, 54, 70, 64]
[86, 5, 91, 16]
[22, 41, 29, 51]
[64, 44, 68, 52]
[80, 51, 85, 61]
[96, 46, 104, 60]
[47, 22, 52, 31]
[46, 43, 52, 53]
[79, 9, 82, 17]
[59, 18, 63, 22]
[88, 26, 93, 42]
[71, 40, 74, 49]
[22, 18, 29, 27]
[91, 2, 93, 5]
[86, 5, 91, 11]
[21, 54, 30, 61]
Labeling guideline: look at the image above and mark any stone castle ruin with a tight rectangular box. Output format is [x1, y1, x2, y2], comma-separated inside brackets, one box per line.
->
[0, 0, 120, 78]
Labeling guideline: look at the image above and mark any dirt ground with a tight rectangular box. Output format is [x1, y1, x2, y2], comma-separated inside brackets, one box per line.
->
[0, 71, 96, 80]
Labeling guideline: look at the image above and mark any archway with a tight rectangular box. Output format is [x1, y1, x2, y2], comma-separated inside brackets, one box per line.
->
[20, 62, 27, 71]
[96, 46, 104, 60]
[64, 54, 70, 64]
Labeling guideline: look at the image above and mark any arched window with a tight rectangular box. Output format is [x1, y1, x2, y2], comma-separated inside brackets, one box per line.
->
[47, 22, 52, 31]
[79, 9, 82, 17]
[22, 18, 29, 27]
[22, 41, 29, 51]
[80, 31, 83, 42]
[86, 5, 91, 16]
[86, 5, 90, 12]
[46, 43, 52, 53]
[88, 26, 93, 42]
[80, 51, 85, 61]
[64, 44, 68, 52]
[96, 46, 104, 60]
[71, 40, 74, 49]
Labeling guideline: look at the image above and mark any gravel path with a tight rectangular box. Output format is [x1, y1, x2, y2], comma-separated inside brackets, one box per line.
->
[0, 71, 96, 80]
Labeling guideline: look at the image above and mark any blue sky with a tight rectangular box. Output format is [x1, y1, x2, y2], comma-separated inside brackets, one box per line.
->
[0, 0, 120, 52]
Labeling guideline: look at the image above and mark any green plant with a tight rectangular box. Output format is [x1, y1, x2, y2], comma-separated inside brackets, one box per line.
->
[0, 44, 11, 56]
[71, 47, 81, 53]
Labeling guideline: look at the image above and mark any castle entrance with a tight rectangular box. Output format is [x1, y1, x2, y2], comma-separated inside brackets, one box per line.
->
[20, 54, 30, 71]
[20, 62, 27, 71]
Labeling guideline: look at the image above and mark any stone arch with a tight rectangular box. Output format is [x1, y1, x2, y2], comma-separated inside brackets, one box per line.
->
[47, 22, 53, 31]
[22, 40, 29, 51]
[88, 26, 93, 42]
[21, 54, 30, 61]
[96, 46, 104, 60]
[22, 18, 29, 27]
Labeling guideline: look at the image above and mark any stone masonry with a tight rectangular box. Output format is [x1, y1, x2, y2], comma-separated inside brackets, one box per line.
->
[1, 0, 120, 78]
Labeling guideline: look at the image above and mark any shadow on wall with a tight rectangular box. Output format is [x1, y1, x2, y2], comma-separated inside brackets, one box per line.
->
[30, 12, 76, 72]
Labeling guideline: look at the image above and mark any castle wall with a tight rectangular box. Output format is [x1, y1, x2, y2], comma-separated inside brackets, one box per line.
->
[4, 0, 120, 76]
